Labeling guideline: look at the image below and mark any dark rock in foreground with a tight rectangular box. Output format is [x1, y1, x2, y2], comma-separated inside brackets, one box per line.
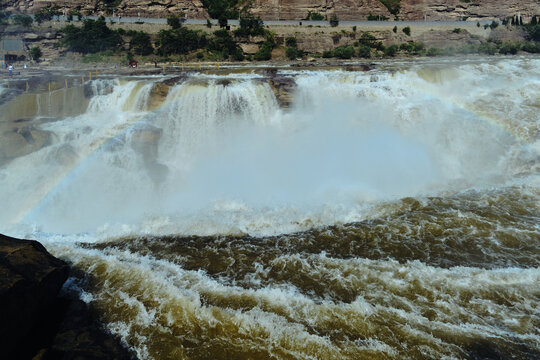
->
[0, 233, 133, 360]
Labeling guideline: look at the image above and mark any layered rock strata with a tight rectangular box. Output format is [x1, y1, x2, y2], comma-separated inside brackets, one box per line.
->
[2, 0, 538, 20]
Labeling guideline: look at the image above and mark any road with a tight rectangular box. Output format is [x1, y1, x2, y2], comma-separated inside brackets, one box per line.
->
[32, 15, 496, 27]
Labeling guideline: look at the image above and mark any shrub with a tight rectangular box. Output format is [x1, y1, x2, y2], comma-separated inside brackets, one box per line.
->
[254, 34, 275, 60]
[379, 0, 401, 15]
[477, 21, 480, 27]
[405, 41, 424, 54]
[305, 11, 324, 21]
[330, 15, 339, 27]
[426, 47, 442, 57]
[499, 42, 520, 55]
[322, 50, 333, 58]
[525, 24, 540, 41]
[29, 46, 42, 61]
[367, 13, 389, 21]
[402, 26, 411, 36]
[352, 26, 357, 32]
[357, 44, 371, 58]
[12, 14, 33, 27]
[452, 28, 462, 34]
[34, 6, 61, 24]
[359, 32, 377, 47]
[285, 36, 297, 47]
[0, 11, 9, 25]
[426, 48, 442, 56]
[68, 9, 82, 21]
[477, 42, 498, 55]
[202, 0, 239, 20]
[393, 25, 397, 33]
[286, 46, 302, 59]
[333, 45, 354, 59]
[489, 21, 499, 30]
[521, 42, 540, 53]
[206, 19, 212, 28]
[383, 44, 398, 56]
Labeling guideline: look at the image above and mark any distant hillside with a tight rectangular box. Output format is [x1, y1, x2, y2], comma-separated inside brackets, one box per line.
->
[2, 0, 539, 21]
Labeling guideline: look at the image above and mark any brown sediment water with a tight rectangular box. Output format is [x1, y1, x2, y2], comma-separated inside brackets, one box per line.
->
[0, 57, 539, 360]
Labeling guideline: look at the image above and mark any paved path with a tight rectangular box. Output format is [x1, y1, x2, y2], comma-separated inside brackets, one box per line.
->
[32, 15, 496, 27]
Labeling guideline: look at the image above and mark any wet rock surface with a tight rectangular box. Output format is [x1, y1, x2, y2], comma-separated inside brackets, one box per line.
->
[0, 125, 52, 165]
[268, 76, 297, 108]
[0, 234, 133, 360]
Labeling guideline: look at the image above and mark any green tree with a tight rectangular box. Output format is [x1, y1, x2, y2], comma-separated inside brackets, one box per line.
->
[29, 46, 42, 61]
[12, 14, 33, 27]
[61, 18, 123, 53]
[128, 31, 154, 55]
[157, 27, 208, 56]
[286, 46, 302, 59]
[285, 36, 297, 47]
[234, 15, 264, 37]
[384, 44, 398, 56]
[34, 6, 61, 24]
[322, 50, 333, 58]
[254, 34, 275, 60]
[330, 14, 339, 27]
[167, 15, 181, 29]
[357, 44, 371, 58]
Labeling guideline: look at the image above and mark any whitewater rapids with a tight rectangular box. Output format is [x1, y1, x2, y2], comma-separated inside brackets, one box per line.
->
[0, 57, 539, 359]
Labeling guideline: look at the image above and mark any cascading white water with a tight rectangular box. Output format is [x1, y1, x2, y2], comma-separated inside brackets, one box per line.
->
[1, 59, 539, 237]
[1, 57, 539, 360]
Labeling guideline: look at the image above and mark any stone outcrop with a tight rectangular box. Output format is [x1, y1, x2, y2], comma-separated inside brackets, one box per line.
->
[268, 75, 296, 108]
[0, 233, 133, 359]
[2, 0, 538, 20]
[400, 0, 539, 21]
[0, 233, 69, 358]
[250, 0, 391, 21]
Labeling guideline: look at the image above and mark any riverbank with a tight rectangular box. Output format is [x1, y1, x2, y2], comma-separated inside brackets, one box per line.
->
[1, 17, 535, 66]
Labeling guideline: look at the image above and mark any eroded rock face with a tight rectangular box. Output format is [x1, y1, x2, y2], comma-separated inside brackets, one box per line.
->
[400, 0, 539, 21]
[251, 0, 391, 21]
[146, 82, 170, 110]
[268, 76, 297, 108]
[0, 233, 69, 358]
[3, 0, 538, 20]
[0, 234, 134, 359]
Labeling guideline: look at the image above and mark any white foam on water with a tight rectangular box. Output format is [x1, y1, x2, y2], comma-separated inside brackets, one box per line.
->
[46, 242, 540, 359]
[0, 58, 538, 239]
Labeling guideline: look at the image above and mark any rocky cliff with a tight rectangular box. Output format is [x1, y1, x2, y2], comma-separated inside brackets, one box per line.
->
[2, 0, 538, 20]
[0, 233, 133, 359]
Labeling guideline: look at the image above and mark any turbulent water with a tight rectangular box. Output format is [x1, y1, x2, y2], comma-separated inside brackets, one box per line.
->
[1, 57, 539, 359]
